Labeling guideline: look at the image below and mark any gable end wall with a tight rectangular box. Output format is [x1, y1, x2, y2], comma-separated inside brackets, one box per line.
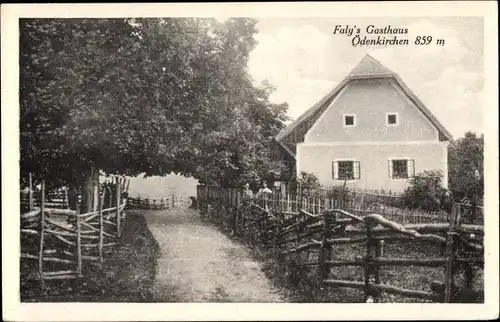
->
[304, 78, 439, 143]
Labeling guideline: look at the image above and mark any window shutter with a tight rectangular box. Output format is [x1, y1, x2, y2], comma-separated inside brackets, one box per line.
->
[332, 161, 339, 179]
[407, 159, 415, 177]
[388, 160, 393, 178]
[353, 161, 361, 179]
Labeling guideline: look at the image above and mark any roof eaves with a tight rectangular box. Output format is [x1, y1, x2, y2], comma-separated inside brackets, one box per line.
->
[274, 77, 350, 142]
[278, 141, 296, 159]
[393, 74, 454, 142]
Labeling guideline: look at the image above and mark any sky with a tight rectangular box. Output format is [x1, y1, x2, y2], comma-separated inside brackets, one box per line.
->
[247, 17, 484, 139]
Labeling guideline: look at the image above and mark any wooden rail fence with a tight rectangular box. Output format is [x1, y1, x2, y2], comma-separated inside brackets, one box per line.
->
[21, 178, 127, 282]
[126, 196, 193, 210]
[196, 185, 484, 303]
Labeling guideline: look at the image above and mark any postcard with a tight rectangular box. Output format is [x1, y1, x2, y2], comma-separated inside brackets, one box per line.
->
[2, 2, 498, 321]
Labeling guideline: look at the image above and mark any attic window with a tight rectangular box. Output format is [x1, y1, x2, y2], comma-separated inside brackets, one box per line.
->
[386, 112, 399, 126]
[343, 113, 356, 127]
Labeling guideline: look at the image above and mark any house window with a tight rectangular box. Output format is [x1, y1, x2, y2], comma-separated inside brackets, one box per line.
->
[343, 113, 356, 127]
[333, 160, 361, 180]
[386, 112, 399, 126]
[389, 159, 415, 179]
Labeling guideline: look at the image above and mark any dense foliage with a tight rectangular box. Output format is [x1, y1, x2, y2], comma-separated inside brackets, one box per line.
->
[401, 170, 444, 211]
[20, 18, 289, 189]
[448, 132, 484, 202]
[400, 132, 484, 211]
[297, 171, 321, 189]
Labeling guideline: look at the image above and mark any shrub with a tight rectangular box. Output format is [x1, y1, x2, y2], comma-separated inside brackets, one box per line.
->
[323, 185, 354, 207]
[401, 170, 444, 211]
[297, 171, 321, 189]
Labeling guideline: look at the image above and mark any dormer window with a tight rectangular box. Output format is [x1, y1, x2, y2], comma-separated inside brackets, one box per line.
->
[386, 112, 399, 126]
[343, 113, 356, 128]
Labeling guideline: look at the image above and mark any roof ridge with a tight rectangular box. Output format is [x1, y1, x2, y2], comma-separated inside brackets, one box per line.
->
[364, 53, 385, 67]
[349, 53, 395, 77]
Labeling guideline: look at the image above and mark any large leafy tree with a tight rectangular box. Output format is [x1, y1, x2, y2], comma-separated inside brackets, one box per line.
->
[20, 18, 289, 200]
[448, 132, 484, 201]
[20, 19, 146, 187]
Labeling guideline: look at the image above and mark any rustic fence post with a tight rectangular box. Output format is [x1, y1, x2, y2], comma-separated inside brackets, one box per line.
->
[286, 189, 290, 213]
[29, 173, 34, 211]
[203, 187, 209, 218]
[107, 186, 112, 209]
[271, 188, 276, 212]
[98, 186, 105, 263]
[444, 203, 461, 302]
[75, 201, 82, 277]
[38, 180, 46, 283]
[235, 189, 240, 235]
[319, 210, 334, 282]
[220, 189, 225, 225]
[241, 194, 247, 238]
[116, 180, 121, 238]
[364, 220, 378, 302]
[374, 240, 383, 302]
[297, 184, 302, 211]
[195, 188, 198, 209]
[232, 189, 238, 236]
[63, 186, 69, 209]
[273, 211, 282, 252]
[471, 194, 477, 223]
[125, 179, 130, 194]
[247, 206, 255, 246]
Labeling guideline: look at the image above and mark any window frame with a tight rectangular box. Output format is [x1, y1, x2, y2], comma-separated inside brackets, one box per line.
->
[342, 113, 357, 128]
[385, 112, 400, 127]
[333, 159, 361, 181]
[388, 158, 415, 179]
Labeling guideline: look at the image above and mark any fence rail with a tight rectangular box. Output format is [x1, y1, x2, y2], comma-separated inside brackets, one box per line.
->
[126, 196, 193, 210]
[21, 178, 127, 282]
[199, 185, 454, 225]
[196, 185, 484, 303]
[21, 189, 79, 211]
[266, 184, 483, 225]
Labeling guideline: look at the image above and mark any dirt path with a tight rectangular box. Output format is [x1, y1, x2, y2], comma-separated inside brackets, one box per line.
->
[143, 208, 286, 302]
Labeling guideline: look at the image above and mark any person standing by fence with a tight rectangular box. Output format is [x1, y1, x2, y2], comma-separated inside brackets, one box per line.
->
[255, 181, 272, 211]
[242, 183, 254, 202]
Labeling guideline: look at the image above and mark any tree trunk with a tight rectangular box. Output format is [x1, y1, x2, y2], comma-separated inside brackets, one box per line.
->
[68, 183, 79, 211]
[81, 166, 99, 214]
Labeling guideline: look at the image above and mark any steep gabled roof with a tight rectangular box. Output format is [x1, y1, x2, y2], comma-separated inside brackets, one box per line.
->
[349, 54, 395, 77]
[275, 54, 453, 148]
